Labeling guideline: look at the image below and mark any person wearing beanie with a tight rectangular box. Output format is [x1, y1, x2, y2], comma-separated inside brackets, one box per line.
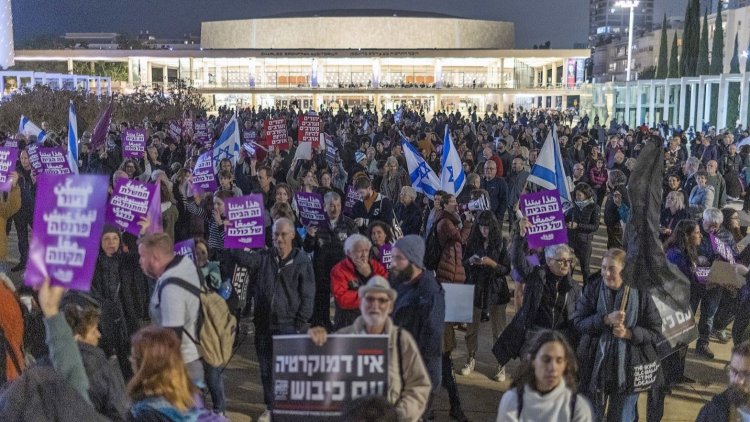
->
[389, 235, 451, 421]
[307, 275, 431, 422]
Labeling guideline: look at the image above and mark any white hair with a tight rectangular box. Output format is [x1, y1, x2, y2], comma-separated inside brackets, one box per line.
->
[344, 234, 372, 255]
[702, 208, 723, 226]
[544, 244, 574, 260]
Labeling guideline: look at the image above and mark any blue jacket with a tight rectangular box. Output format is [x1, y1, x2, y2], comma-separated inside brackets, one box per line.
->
[392, 271, 445, 361]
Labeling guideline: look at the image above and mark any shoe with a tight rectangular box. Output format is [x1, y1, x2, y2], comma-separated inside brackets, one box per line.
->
[459, 358, 475, 376]
[494, 365, 506, 382]
[257, 409, 271, 422]
[10, 262, 25, 272]
[695, 343, 715, 360]
[711, 330, 730, 344]
[449, 406, 469, 422]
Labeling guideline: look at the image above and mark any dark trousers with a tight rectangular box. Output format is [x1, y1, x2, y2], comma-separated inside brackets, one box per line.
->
[8, 216, 30, 265]
[572, 238, 593, 284]
[442, 352, 462, 410]
[606, 223, 623, 250]
[255, 327, 298, 408]
[646, 347, 687, 422]
[690, 283, 724, 345]
[203, 361, 226, 413]
[310, 283, 332, 331]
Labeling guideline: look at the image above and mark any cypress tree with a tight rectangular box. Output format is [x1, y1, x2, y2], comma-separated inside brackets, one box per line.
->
[656, 14, 669, 78]
[710, 0, 725, 75]
[668, 32, 680, 78]
[684, 0, 701, 76]
[727, 32, 741, 129]
[680, 0, 693, 77]
[697, 9, 710, 75]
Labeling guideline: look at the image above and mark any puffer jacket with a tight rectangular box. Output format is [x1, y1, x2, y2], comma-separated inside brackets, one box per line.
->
[566, 201, 600, 242]
[338, 317, 431, 422]
[330, 257, 388, 311]
[434, 210, 472, 283]
[302, 215, 358, 285]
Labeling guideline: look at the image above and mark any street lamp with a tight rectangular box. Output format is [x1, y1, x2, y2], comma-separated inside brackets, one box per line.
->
[615, 0, 639, 82]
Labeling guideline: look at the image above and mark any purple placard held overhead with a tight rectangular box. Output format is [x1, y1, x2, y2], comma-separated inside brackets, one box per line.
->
[710, 234, 736, 264]
[107, 178, 163, 236]
[380, 243, 393, 270]
[224, 194, 265, 249]
[343, 185, 362, 216]
[4, 139, 18, 148]
[191, 151, 217, 193]
[38, 147, 72, 175]
[0, 147, 18, 192]
[121, 129, 147, 159]
[519, 189, 568, 249]
[27, 144, 42, 176]
[175, 238, 197, 263]
[25, 174, 108, 291]
[168, 121, 182, 140]
[194, 119, 210, 144]
[243, 130, 258, 144]
[295, 191, 328, 228]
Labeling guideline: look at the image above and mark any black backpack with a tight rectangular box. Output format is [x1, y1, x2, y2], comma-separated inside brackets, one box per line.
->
[423, 223, 442, 271]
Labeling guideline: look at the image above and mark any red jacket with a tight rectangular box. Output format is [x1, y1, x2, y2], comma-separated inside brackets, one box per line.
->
[330, 257, 388, 310]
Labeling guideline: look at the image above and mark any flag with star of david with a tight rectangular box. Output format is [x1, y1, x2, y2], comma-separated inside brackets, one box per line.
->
[440, 126, 465, 196]
[402, 138, 440, 199]
[212, 115, 241, 171]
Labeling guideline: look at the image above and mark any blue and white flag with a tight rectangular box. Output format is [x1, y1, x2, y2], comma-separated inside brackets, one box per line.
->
[212, 115, 241, 171]
[527, 125, 572, 204]
[402, 138, 440, 199]
[19, 115, 45, 141]
[67, 101, 79, 174]
[440, 126, 465, 196]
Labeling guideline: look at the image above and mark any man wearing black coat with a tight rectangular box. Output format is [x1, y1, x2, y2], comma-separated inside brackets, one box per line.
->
[697, 342, 750, 421]
[480, 160, 509, 230]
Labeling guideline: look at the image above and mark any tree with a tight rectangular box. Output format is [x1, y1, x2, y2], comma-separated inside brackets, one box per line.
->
[727, 32, 741, 128]
[656, 14, 669, 78]
[697, 9, 710, 75]
[682, 0, 701, 77]
[668, 32, 680, 78]
[710, 0, 725, 75]
[639, 66, 657, 80]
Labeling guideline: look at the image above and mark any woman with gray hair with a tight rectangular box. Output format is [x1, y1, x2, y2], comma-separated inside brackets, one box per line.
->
[395, 186, 422, 236]
[381, 156, 410, 202]
[660, 191, 690, 241]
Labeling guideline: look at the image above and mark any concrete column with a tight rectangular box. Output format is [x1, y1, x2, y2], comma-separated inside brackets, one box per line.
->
[662, 79, 670, 124]
[703, 81, 712, 125]
[717, 74, 729, 129]
[678, 78, 687, 129]
[689, 81, 698, 130]
[740, 73, 750, 128]
[648, 80, 656, 127]
[542, 65, 548, 87]
[624, 83, 631, 126]
[146, 61, 152, 87]
[562, 94, 568, 109]
[97, 77, 102, 97]
[67, 58, 73, 75]
[697, 77, 706, 129]
[533, 67, 539, 88]
[499, 58, 505, 88]
[551, 62, 558, 88]
[636, 81, 643, 125]
[162, 65, 168, 86]
[0, 76, 4, 97]
[562, 58, 568, 89]
[127, 59, 133, 87]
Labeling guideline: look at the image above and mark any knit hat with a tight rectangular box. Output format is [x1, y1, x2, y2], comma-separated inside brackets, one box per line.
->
[102, 223, 121, 239]
[393, 235, 425, 269]
[358, 275, 398, 302]
[355, 151, 366, 163]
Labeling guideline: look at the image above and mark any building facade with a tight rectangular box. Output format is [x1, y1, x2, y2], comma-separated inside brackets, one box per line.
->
[589, 0, 655, 46]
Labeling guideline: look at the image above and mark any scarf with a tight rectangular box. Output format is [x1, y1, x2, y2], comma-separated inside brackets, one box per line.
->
[575, 197, 595, 209]
[591, 281, 639, 394]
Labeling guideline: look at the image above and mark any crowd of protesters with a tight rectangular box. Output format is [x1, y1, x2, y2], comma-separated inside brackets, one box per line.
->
[0, 97, 749, 422]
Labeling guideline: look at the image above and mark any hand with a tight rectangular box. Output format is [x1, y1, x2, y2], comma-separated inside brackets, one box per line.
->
[735, 264, 749, 277]
[308, 326, 328, 346]
[37, 277, 65, 318]
[568, 221, 578, 229]
[518, 217, 533, 237]
[354, 218, 364, 227]
[212, 209, 224, 225]
[137, 215, 151, 236]
[30, 172, 37, 184]
[306, 225, 318, 237]
[353, 259, 372, 277]
[612, 324, 632, 340]
[8, 171, 18, 188]
[605, 310, 625, 327]
[480, 256, 497, 267]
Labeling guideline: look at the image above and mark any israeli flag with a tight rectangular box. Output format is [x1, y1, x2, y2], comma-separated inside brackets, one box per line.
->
[402, 138, 441, 199]
[19, 115, 45, 141]
[527, 125, 572, 204]
[67, 101, 79, 174]
[212, 115, 241, 171]
[440, 126, 465, 196]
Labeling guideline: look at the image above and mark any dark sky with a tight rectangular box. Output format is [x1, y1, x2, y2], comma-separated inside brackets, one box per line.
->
[13, 0, 686, 48]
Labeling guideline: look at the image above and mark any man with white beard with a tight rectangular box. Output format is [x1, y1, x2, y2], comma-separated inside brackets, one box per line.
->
[308, 276, 431, 422]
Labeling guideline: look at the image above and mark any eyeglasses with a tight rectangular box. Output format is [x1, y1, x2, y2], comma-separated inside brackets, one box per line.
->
[364, 296, 390, 305]
[552, 258, 574, 266]
[727, 365, 750, 380]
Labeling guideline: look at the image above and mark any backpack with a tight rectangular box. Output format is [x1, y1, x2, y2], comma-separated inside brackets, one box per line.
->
[424, 222, 442, 271]
[158, 277, 237, 367]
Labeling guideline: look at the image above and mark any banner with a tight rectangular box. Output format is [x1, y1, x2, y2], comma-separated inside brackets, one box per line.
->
[343, 185, 361, 216]
[519, 189, 567, 249]
[182, 118, 194, 134]
[121, 129, 147, 160]
[38, 147, 73, 175]
[174, 238, 196, 263]
[265, 118, 289, 150]
[194, 119, 211, 144]
[107, 178, 163, 236]
[272, 334, 389, 422]
[191, 151, 217, 193]
[0, 147, 18, 192]
[324, 134, 338, 168]
[710, 234, 735, 264]
[298, 114, 321, 148]
[379, 243, 393, 270]
[25, 174, 108, 291]
[224, 194, 266, 249]
[566, 59, 576, 88]
[295, 192, 327, 228]
[27, 144, 42, 176]
[243, 129, 258, 145]
[168, 121, 182, 139]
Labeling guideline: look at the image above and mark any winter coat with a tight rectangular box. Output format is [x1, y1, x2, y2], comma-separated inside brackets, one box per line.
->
[481, 176, 509, 222]
[381, 169, 409, 202]
[395, 202, 423, 236]
[78, 342, 129, 421]
[0, 185, 21, 260]
[330, 257, 388, 311]
[589, 167, 607, 188]
[434, 210, 472, 283]
[161, 202, 178, 241]
[689, 185, 715, 216]
[230, 248, 315, 334]
[338, 317, 431, 422]
[566, 201, 600, 243]
[352, 192, 395, 233]
[303, 215, 359, 285]
[695, 389, 742, 422]
[13, 165, 34, 224]
[392, 271, 445, 361]
[463, 236, 511, 308]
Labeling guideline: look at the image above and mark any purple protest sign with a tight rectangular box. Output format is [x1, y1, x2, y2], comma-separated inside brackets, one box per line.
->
[168, 121, 182, 139]
[191, 151, 217, 193]
[380, 243, 393, 270]
[0, 147, 18, 192]
[25, 174, 108, 291]
[4, 139, 18, 148]
[519, 189, 568, 249]
[107, 178, 163, 236]
[710, 234, 735, 264]
[175, 238, 197, 263]
[243, 130, 258, 144]
[121, 129, 147, 159]
[343, 185, 362, 217]
[27, 144, 42, 176]
[194, 119, 210, 144]
[295, 192, 328, 228]
[38, 147, 72, 175]
[224, 194, 265, 249]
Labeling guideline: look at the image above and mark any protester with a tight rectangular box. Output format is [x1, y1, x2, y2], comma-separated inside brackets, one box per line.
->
[696, 341, 750, 421]
[495, 330, 593, 422]
[660, 191, 690, 241]
[566, 183, 600, 285]
[308, 276, 431, 422]
[395, 186, 422, 236]
[0, 273, 23, 386]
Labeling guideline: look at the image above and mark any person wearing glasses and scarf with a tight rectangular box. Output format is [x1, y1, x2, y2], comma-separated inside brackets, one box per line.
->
[492, 217, 582, 376]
